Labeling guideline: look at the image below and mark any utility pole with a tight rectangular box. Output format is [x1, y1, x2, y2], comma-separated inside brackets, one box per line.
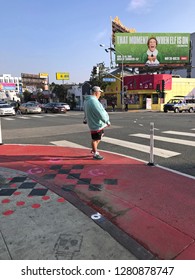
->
[100, 45, 125, 110]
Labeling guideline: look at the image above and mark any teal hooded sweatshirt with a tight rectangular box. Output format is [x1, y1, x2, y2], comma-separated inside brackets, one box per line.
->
[84, 95, 110, 132]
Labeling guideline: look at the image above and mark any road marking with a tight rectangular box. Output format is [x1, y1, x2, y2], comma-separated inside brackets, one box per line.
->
[2, 113, 82, 120]
[1, 117, 15, 120]
[51, 140, 87, 149]
[17, 116, 30, 119]
[162, 131, 195, 137]
[130, 133, 195, 147]
[101, 137, 180, 158]
[43, 114, 59, 117]
[30, 115, 44, 118]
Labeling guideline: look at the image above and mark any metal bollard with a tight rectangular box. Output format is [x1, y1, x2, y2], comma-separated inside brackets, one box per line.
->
[147, 122, 155, 166]
[0, 117, 3, 145]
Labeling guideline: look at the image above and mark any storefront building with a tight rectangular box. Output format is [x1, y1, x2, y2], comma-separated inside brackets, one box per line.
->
[104, 74, 195, 111]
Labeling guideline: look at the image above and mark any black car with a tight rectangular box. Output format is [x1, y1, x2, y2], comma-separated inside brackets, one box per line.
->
[43, 102, 67, 113]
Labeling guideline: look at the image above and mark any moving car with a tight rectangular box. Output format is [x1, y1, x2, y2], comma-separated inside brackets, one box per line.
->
[59, 102, 70, 111]
[26, 101, 45, 111]
[0, 103, 16, 116]
[19, 103, 42, 114]
[43, 102, 67, 113]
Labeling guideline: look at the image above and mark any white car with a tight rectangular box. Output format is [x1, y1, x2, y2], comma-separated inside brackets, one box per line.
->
[59, 103, 70, 111]
[0, 103, 16, 116]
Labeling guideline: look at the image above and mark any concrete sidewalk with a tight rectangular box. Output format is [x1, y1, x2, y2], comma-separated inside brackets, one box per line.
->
[0, 144, 195, 260]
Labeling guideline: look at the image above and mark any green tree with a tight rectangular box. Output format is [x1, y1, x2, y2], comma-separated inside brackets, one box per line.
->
[49, 83, 67, 101]
[90, 62, 110, 91]
[23, 90, 32, 102]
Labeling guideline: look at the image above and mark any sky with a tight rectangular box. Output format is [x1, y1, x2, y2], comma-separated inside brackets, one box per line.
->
[1, 0, 195, 84]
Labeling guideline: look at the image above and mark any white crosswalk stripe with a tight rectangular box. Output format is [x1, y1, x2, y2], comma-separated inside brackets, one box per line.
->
[17, 116, 30, 119]
[29, 115, 44, 118]
[129, 133, 195, 147]
[162, 131, 195, 137]
[101, 137, 180, 158]
[1, 114, 63, 120]
[1, 117, 15, 120]
[43, 114, 59, 117]
[51, 140, 86, 149]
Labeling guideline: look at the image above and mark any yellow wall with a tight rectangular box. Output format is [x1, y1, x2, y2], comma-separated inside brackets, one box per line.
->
[103, 78, 121, 107]
[165, 78, 195, 103]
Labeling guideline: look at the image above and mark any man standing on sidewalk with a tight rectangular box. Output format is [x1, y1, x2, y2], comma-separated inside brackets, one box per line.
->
[83, 86, 111, 160]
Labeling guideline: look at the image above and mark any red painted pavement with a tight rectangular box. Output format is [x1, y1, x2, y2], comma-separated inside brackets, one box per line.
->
[0, 144, 195, 259]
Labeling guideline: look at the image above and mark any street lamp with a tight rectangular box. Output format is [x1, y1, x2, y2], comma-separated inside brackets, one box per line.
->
[100, 45, 125, 109]
[99, 44, 114, 68]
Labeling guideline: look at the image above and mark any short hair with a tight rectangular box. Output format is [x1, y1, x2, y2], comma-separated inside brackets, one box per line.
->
[147, 37, 158, 46]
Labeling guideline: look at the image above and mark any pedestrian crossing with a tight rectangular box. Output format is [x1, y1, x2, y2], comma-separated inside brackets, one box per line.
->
[2, 112, 194, 160]
[1, 111, 83, 121]
[1, 113, 79, 120]
[51, 128, 195, 159]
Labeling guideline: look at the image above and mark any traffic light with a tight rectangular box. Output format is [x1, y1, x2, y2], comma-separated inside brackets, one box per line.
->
[162, 80, 165, 92]
[93, 66, 99, 75]
[156, 84, 160, 92]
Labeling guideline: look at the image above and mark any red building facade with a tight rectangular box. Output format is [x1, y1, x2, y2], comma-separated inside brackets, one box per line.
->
[124, 74, 172, 91]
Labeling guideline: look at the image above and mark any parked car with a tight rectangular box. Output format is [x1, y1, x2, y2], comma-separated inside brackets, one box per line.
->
[19, 103, 42, 114]
[43, 102, 67, 113]
[163, 98, 184, 112]
[164, 97, 195, 113]
[0, 103, 16, 116]
[59, 102, 70, 111]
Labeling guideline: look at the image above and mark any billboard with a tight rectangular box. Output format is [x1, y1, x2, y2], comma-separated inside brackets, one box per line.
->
[0, 83, 16, 90]
[115, 33, 190, 67]
[56, 72, 70, 80]
[39, 73, 49, 78]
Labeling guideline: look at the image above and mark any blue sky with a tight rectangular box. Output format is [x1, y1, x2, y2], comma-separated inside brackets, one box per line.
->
[1, 0, 194, 84]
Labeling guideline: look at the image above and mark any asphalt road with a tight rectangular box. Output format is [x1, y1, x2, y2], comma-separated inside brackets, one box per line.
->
[1, 110, 195, 177]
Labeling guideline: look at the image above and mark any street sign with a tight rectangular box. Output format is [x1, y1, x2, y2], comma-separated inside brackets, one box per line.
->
[103, 78, 116, 82]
